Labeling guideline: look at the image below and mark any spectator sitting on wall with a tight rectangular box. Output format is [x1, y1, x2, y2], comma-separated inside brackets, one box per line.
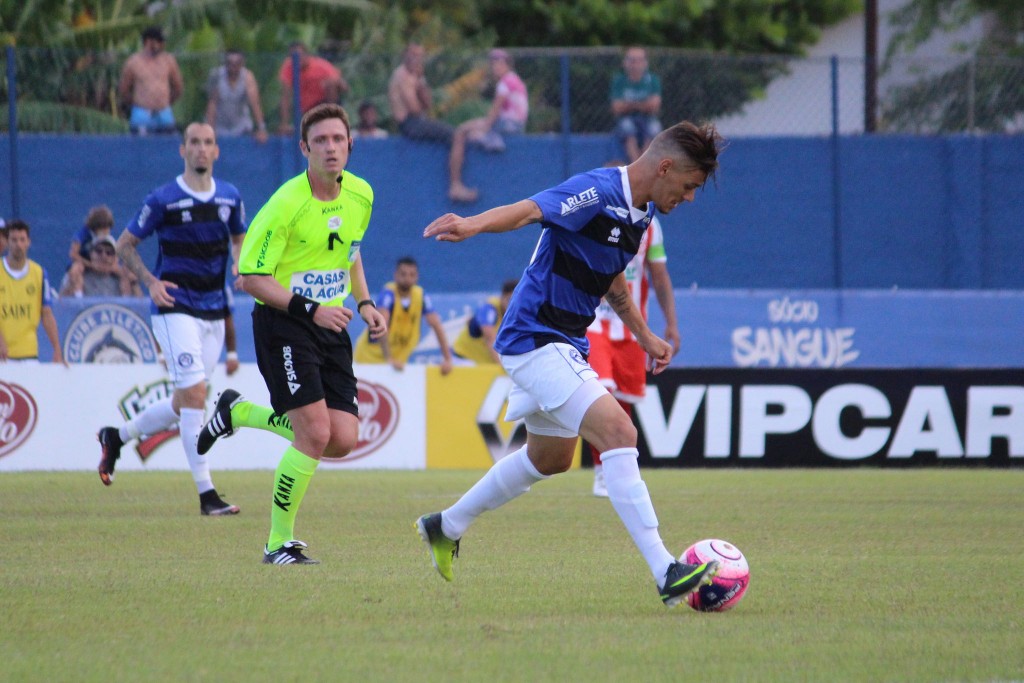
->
[352, 100, 389, 140]
[446, 48, 529, 204]
[388, 44, 459, 169]
[205, 49, 269, 143]
[610, 46, 662, 162]
[278, 42, 349, 134]
[59, 234, 141, 298]
[118, 26, 184, 135]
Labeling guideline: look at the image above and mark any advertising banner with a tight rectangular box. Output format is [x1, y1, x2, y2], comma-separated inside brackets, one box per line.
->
[0, 364, 425, 471]
[425, 365, 527, 469]
[634, 369, 1023, 467]
[41, 289, 1024, 370]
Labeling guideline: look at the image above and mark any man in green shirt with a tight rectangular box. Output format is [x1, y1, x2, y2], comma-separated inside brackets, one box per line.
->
[610, 46, 663, 162]
[198, 103, 387, 565]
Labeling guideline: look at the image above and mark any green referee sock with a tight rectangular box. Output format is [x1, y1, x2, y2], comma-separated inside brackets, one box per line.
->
[232, 401, 294, 440]
[267, 446, 319, 552]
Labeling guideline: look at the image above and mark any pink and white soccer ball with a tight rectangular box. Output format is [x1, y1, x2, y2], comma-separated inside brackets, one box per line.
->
[682, 539, 750, 612]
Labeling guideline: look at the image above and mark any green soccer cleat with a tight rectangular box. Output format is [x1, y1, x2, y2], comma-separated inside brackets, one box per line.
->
[658, 560, 721, 607]
[415, 512, 460, 582]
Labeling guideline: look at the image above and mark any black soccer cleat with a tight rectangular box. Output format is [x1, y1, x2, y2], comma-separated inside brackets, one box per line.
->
[97, 426, 123, 486]
[658, 560, 721, 607]
[197, 389, 243, 455]
[199, 489, 240, 516]
[262, 540, 320, 565]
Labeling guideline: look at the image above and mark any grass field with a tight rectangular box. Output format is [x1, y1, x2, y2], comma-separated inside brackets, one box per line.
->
[3, 468, 1022, 682]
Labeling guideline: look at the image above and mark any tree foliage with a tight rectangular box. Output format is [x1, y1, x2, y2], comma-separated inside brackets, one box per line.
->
[882, 0, 1024, 132]
[1, 0, 862, 132]
[887, 0, 1024, 59]
[478, 0, 859, 55]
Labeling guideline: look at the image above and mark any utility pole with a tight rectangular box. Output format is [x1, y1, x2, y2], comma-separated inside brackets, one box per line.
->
[865, 0, 878, 133]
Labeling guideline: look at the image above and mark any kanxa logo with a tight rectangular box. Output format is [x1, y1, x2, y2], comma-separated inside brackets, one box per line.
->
[477, 376, 527, 463]
[274, 473, 295, 511]
[323, 380, 399, 461]
[119, 380, 178, 461]
[0, 381, 38, 459]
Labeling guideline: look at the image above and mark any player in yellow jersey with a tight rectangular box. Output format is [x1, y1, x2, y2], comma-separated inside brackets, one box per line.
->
[354, 256, 454, 374]
[197, 103, 387, 565]
[452, 278, 518, 364]
[0, 220, 65, 364]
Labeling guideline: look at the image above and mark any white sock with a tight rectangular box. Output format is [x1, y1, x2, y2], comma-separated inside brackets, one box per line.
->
[121, 397, 178, 442]
[442, 445, 547, 540]
[179, 408, 213, 494]
[602, 447, 675, 583]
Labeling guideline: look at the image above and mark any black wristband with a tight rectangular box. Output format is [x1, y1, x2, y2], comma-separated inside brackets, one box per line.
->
[288, 294, 320, 319]
[357, 299, 376, 313]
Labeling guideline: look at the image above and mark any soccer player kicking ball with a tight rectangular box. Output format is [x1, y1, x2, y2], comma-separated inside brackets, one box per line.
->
[416, 121, 724, 606]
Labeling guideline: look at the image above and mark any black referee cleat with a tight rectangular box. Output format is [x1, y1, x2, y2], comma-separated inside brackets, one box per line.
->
[263, 540, 319, 565]
[197, 389, 243, 455]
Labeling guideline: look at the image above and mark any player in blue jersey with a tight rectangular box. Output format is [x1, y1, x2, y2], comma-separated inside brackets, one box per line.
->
[97, 122, 247, 517]
[416, 121, 725, 607]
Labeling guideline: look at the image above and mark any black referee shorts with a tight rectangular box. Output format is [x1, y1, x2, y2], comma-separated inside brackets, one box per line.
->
[252, 303, 359, 416]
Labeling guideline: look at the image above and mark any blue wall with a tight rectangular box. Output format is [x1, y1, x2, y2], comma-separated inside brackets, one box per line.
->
[1, 133, 1021, 293]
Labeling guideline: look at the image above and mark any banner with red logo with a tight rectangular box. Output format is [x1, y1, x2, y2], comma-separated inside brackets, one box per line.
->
[0, 364, 425, 471]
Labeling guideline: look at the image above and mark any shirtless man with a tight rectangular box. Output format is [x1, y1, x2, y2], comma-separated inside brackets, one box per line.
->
[118, 26, 184, 134]
[389, 44, 470, 198]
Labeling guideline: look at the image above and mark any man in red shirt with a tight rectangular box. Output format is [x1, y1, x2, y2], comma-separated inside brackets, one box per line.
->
[278, 42, 348, 133]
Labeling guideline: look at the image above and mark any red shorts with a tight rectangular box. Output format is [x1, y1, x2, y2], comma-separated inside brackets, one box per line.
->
[585, 332, 648, 403]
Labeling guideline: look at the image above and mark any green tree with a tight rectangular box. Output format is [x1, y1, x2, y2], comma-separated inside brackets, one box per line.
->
[1, 0, 372, 132]
[479, 0, 859, 54]
[883, 0, 1024, 132]
[2, 0, 864, 133]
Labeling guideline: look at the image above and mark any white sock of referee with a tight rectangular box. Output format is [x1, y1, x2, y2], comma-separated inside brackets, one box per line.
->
[441, 445, 547, 541]
[601, 447, 676, 583]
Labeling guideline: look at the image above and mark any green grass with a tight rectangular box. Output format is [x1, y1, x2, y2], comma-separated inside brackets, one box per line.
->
[2, 469, 1023, 682]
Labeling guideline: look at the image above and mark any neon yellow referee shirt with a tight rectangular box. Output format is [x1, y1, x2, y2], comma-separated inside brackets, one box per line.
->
[239, 170, 374, 307]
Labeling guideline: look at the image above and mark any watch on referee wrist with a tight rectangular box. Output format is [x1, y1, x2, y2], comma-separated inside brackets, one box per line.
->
[357, 299, 376, 313]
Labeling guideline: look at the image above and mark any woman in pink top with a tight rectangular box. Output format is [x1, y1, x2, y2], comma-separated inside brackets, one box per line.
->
[448, 49, 529, 203]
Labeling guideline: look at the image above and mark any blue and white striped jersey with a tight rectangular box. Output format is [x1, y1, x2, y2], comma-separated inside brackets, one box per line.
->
[127, 176, 246, 319]
[495, 166, 653, 358]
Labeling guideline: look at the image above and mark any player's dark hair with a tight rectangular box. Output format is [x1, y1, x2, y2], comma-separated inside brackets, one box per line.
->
[300, 103, 351, 145]
[397, 256, 418, 268]
[501, 279, 519, 295]
[653, 121, 725, 183]
[6, 218, 30, 236]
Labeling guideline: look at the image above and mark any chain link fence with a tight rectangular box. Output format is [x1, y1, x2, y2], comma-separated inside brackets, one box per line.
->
[2, 45, 1024, 136]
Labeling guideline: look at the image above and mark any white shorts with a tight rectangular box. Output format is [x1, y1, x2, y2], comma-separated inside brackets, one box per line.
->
[151, 313, 225, 389]
[500, 343, 609, 438]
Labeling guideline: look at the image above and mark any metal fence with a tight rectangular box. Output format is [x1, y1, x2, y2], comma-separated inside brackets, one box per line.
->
[3, 45, 1024, 137]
